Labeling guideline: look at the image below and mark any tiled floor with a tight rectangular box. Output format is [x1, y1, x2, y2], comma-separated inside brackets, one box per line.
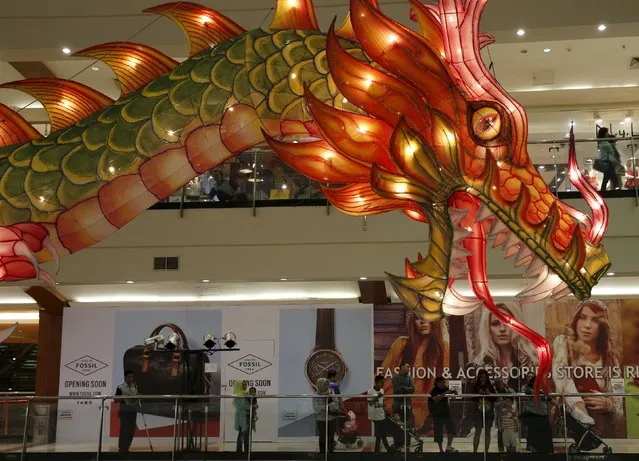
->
[2, 437, 637, 455]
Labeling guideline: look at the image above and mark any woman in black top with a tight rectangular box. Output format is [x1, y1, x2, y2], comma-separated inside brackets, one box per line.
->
[471, 369, 496, 453]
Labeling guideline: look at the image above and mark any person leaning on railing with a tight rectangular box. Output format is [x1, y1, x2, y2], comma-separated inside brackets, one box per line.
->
[313, 378, 340, 453]
[520, 375, 554, 454]
[115, 370, 140, 454]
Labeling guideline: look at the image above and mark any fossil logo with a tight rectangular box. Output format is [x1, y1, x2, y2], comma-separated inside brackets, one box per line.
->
[64, 356, 108, 377]
[228, 354, 272, 375]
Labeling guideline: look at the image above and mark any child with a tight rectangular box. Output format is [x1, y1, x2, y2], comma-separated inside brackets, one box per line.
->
[428, 376, 458, 453]
[499, 397, 519, 453]
[247, 386, 259, 429]
[368, 375, 393, 452]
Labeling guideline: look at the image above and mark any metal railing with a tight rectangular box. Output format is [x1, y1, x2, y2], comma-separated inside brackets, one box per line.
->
[3, 390, 639, 460]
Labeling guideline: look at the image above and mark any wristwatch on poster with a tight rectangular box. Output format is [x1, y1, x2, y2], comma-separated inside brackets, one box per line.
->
[304, 308, 348, 388]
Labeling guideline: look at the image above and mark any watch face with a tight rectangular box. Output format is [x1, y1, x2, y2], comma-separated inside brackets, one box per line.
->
[305, 349, 346, 387]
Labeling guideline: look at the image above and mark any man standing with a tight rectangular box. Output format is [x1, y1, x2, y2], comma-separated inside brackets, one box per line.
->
[392, 362, 415, 427]
[428, 376, 458, 453]
[115, 370, 139, 453]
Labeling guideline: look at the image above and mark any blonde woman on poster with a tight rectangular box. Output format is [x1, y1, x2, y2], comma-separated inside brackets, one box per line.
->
[380, 312, 449, 432]
[552, 300, 623, 435]
[470, 303, 538, 390]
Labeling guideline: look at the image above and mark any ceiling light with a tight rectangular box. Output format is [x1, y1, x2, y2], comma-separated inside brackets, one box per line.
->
[359, 276, 368, 280]
[516, 29, 525, 36]
[280, 278, 288, 281]
[125, 280, 135, 284]
[202, 279, 210, 283]
[72, 291, 359, 304]
[543, 48, 551, 53]
[625, 116, 632, 123]
[62, 47, 71, 55]
[607, 272, 615, 276]
[0, 312, 39, 321]
[598, 24, 607, 31]
[596, 118, 603, 124]
[238, 167, 253, 174]
[91, 66, 99, 71]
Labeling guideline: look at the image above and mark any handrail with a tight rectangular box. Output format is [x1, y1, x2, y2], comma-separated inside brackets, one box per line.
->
[8, 391, 639, 400]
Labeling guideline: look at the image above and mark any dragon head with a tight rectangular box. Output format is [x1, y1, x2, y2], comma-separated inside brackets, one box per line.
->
[265, 0, 611, 320]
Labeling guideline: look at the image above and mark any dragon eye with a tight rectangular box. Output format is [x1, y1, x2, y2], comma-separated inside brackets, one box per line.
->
[472, 107, 502, 141]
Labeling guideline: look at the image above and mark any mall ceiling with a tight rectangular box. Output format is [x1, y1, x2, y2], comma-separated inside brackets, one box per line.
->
[0, 0, 638, 139]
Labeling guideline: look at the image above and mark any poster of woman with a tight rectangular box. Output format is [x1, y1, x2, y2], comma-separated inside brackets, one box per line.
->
[374, 306, 449, 433]
[464, 303, 539, 391]
[545, 299, 626, 438]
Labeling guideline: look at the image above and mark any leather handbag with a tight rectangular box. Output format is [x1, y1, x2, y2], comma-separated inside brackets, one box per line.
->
[122, 323, 210, 418]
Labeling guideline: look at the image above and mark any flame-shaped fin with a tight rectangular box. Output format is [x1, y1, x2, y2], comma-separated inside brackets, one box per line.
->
[144, 2, 245, 56]
[270, 0, 319, 31]
[407, 0, 444, 53]
[264, 136, 370, 184]
[479, 33, 496, 49]
[305, 90, 398, 172]
[0, 103, 41, 147]
[336, 13, 356, 41]
[325, 24, 429, 131]
[0, 79, 113, 132]
[321, 183, 403, 216]
[370, 164, 432, 203]
[74, 42, 178, 96]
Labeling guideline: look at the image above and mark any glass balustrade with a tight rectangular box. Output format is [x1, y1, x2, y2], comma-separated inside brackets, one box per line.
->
[150, 136, 639, 212]
[1, 391, 637, 458]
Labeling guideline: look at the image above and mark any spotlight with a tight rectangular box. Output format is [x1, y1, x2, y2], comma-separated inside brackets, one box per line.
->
[165, 332, 181, 350]
[203, 333, 216, 349]
[598, 24, 607, 31]
[223, 331, 237, 349]
[144, 334, 165, 348]
[516, 29, 525, 37]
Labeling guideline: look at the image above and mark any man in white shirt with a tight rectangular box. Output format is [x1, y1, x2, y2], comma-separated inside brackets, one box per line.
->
[115, 370, 140, 453]
[368, 375, 394, 452]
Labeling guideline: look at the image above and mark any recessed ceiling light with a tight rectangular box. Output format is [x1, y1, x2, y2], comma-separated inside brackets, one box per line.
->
[516, 29, 525, 36]
[607, 272, 615, 276]
[202, 279, 210, 283]
[91, 66, 99, 71]
[598, 24, 607, 31]
[280, 278, 288, 281]
[625, 116, 632, 123]
[62, 47, 71, 55]
[359, 276, 368, 280]
[543, 48, 551, 53]
[125, 280, 135, 284]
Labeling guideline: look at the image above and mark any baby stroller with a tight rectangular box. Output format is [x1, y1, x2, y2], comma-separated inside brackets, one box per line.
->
[556, 405, 612, 455]
[388, 415, 424, 453]
[336, 411, 364, 449]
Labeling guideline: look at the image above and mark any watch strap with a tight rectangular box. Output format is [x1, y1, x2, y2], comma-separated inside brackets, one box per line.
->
[315, 308, 335, 349]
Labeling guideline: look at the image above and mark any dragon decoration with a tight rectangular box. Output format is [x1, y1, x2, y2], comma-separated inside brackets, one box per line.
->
[0, 0, 611, 392]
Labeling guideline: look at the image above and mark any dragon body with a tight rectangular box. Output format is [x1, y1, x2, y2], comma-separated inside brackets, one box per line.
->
[0, 0, 612, 390]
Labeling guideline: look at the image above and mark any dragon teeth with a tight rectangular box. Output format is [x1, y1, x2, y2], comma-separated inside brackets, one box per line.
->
[515, 246, 533, 267]
[525, 257, 545, 277]
[453, 226, 473, 243]
[442, 286, 483, 316]
[504, 243, 520, 259]
[517, 266, 564, 298]
[449, 207, 470, 225]
[492, 231, 509, 248]
[488, 219, 507, 237]
[474, 204, 493, 223]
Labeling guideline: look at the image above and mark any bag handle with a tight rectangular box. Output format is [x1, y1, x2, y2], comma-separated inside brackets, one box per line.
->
[148, 323, 189, 349]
